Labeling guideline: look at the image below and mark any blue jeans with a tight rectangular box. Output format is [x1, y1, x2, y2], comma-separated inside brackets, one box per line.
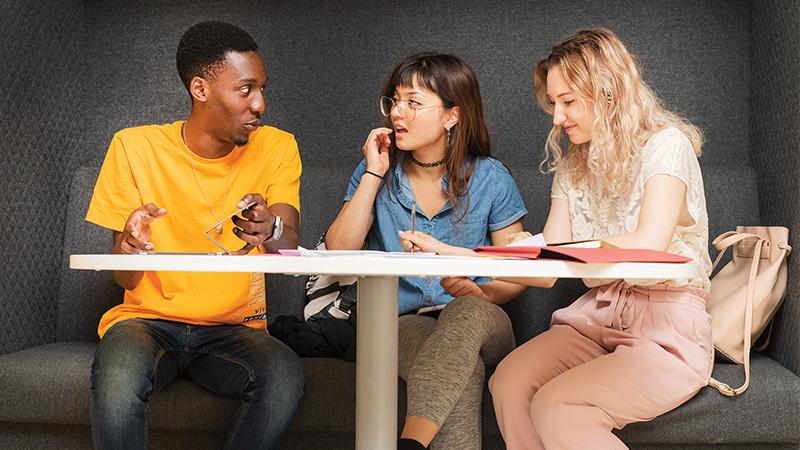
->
[90, 318, 304, 450]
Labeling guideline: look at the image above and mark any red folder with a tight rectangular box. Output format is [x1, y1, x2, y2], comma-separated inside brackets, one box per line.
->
[472, 246, 691, 263]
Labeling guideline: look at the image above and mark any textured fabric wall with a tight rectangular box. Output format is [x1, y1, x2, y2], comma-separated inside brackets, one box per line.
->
[71, 0, 759, 345]
[78, 0, 753, 231]
[751, 0, 800, 375]
[1, 1, 761, 348]
[56, 168, 122, 342]
[80, 0, 753, 163]
[0, 1, 83, 354]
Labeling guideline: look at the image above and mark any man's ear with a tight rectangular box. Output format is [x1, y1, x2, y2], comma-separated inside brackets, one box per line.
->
[189, 76, 209, 103]
[445, 105, 460, 130]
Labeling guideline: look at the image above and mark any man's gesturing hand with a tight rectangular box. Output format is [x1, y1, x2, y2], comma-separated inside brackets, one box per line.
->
[115, 203, 167, 254]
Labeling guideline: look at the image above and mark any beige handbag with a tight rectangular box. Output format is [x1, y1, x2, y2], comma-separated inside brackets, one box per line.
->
[707, 226, 791, 396]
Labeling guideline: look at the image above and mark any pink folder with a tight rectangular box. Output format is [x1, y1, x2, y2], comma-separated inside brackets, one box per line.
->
[472, 246, 691, 263]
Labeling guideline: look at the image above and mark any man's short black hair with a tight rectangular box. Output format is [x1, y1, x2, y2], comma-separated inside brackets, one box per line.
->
[176, 21, 258, 89]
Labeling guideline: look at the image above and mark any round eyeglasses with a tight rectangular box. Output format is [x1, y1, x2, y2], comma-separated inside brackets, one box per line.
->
[379, 96, 445, 121]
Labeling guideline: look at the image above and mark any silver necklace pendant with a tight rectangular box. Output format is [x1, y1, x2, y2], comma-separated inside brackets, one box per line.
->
[183, 123, 234, 237]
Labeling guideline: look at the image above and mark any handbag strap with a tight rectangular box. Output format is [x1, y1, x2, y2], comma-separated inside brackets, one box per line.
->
[708, 235, 791, 396]
[710, 231, 762, 271]
[709, 236, 764, 396]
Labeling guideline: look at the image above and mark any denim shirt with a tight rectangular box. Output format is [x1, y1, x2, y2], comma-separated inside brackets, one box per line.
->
[344, 156, 528, 315]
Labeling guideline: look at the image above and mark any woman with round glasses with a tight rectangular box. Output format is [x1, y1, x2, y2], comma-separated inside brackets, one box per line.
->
[325, 53, 531, 450]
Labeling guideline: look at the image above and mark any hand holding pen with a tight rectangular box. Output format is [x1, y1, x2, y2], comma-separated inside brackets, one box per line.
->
[399, 201, 453, 254]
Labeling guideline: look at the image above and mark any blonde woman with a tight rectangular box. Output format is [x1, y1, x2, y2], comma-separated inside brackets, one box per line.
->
[489, 28, 714, 449]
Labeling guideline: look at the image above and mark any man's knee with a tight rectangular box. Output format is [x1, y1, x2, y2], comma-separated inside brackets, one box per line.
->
[93, 321, 157, 386]
[92, 319, 166, 410]
[91, 356, 152, 421]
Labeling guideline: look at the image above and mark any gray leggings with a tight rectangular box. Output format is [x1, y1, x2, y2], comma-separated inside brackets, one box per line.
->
[398, 296, 515, 450]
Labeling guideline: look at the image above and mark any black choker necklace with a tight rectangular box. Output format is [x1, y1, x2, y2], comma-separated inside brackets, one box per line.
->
[409, 154, 445, 168]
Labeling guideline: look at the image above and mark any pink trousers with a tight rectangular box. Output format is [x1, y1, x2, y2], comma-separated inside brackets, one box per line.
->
[489, 281, 713, 450]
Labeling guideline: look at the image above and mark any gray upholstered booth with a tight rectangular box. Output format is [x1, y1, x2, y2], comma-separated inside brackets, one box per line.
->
[1, 1, 799, 448]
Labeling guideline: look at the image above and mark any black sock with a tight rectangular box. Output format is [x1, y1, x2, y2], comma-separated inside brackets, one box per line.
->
[398, 437, 427, 449]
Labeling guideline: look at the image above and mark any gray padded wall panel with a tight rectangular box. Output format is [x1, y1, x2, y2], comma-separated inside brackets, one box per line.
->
[73, 0, 758, 340]
[79, 0, 751, 175]
[56, 167, 122, 342]
[74, 1, 755, 333]
[0, 1, 83, 354]
[263, 165, 347, 320]
[751, 0, 800, 375]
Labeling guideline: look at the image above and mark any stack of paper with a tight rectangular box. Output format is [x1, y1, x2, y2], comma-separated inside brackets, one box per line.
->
[278, 248, 439, 258]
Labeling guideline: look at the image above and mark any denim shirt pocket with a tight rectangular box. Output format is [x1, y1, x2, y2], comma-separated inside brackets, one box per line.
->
[446, 213, 489, 249]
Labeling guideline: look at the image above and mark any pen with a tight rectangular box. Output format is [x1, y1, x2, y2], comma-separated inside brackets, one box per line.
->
[410, 201, 416, 234]
[410, 201, 419, 252]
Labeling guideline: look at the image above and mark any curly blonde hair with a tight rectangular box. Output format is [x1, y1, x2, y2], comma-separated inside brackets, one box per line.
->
[533, 27, 703, 197]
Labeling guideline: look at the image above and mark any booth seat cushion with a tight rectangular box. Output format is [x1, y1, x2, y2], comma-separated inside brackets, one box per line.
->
[1, 342, 798, 445]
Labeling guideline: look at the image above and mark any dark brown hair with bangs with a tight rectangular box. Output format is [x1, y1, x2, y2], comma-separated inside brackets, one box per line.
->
[381, 53, 492, 220]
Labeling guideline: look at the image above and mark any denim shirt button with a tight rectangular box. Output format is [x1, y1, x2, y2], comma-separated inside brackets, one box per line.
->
[424, 279, 432, 285]
[424, 295, 432, 303]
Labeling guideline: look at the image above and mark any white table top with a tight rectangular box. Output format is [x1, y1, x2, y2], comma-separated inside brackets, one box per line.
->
[70, 253, 702, 280]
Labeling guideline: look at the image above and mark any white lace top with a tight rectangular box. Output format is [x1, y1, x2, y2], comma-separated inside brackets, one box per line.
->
[551, 127, 712, 290]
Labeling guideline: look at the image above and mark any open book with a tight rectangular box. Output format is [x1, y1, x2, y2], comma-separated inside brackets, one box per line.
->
[547, 239, 617, 248]
[473, 239, 690, 264]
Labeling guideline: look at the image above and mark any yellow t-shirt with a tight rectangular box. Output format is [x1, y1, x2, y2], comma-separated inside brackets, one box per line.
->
[86, 121, 301, 338]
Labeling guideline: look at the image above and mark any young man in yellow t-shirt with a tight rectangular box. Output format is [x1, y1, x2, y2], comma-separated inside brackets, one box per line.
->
[86, 22, 304, 449]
